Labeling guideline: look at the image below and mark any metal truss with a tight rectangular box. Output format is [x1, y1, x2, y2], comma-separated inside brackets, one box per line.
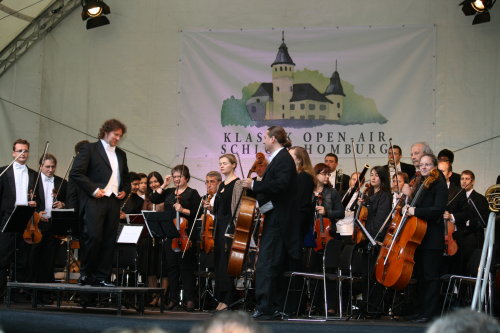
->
[0, 0, 80, 78]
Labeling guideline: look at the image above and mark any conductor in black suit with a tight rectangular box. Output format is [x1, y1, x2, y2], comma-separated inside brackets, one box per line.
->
[382, 144, 415, 181]
[0, 139, 38, 296]
[69, 119, 129, 287]
[241, 126, 297, 319]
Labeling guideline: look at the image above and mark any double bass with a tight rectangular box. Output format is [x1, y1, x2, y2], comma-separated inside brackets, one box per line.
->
[374, 169, 439, 290]
[227, 153, 266, 277]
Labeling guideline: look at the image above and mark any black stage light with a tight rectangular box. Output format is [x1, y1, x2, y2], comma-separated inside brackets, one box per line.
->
[81, 0, 110, 29]
[459, 0, 496, 24]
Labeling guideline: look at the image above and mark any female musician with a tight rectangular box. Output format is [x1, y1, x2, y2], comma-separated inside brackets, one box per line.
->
[209, 154, 240, 312]
[402, 154, 447, 323]
[363, 166, 393, 241]
[288, 147, 316, 258]
[141, 171, 166, 307]
[312, 162, 344, 315]
[150, 165, 201, 311]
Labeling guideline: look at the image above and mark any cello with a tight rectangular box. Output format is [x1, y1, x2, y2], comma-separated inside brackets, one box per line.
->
[313, 193, 334, 252]
[374, 169, 439, 290]
[227, 152, 266, 277]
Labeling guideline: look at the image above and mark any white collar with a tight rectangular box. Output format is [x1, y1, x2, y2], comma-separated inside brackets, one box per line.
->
[269, 147, 284, 163]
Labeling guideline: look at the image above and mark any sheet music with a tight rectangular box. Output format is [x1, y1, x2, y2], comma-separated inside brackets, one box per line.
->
[117, 225, 143, 244]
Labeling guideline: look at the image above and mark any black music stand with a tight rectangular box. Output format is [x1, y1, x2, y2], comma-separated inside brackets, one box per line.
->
[51, 208, 76, 237]
[142, 211, 179, 239]
[2, 205, 35, 282]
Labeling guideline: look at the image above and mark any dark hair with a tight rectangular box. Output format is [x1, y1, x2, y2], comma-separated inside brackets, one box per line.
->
[325, 153, 338, 163]
[136, 173, 147, 180]
[267, 126, 291, 148]
[438, 149, 455, 164]
[74, 140, 89, 154]
[98, 119, 127, 139]
[171, 164, 190, 182]
[147, 171, 164, 196]
[13, 139, 30, 151]
[461, 169, 475, 181]
[39, 153, 57, 166]
[390, 145, 402, 155]
[129, 172, 141, 182]
[369, 166, 391, 194]
[314, 163, 332, 188]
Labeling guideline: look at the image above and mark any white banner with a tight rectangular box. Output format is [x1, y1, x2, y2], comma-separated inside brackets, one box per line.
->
[178, 25, 435, 177]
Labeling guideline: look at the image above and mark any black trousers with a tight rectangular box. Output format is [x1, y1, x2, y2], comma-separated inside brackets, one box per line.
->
[165, 239, 196, 303]
[80, 195, 120, 281]
[415, 248, 443, 318]
[30, 220, 58, 283]
[214, 218, 235, 305]
[0, 232, 31, 294]
[254, 211, 286, 314]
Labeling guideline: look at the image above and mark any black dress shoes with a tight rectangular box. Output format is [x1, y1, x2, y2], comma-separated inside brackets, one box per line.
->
[166, 301, 177, 310]
[251, 309, 273, 320]
[411, 316, 431, 324]
[93, 280, 115, 287]
[77, 275, 93, 286]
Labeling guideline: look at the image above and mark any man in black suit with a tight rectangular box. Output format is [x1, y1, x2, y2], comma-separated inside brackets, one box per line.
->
[30, 153, 68, 284]
[0, 139, 38, 297]
[324, 153, 350, 192]
[410, 142, 434, 177]
[69, 119, 129, 287]
[403, 153, 448, 323]
[241, 126, 297, 319]
[383, 144, 415, 181]
[444, 170, 489, 276]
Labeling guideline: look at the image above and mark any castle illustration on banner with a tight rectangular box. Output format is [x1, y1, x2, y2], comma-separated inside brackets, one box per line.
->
[220, 33, 387, 128]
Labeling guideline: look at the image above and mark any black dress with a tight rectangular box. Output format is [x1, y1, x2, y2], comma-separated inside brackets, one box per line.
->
[150, 187, 201, 304]
[213, 178, 239, 306]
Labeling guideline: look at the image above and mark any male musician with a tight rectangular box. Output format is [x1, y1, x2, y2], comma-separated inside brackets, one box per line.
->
[69, 119, 129, 287]
[438, 149, 461, 187]
[119, 172, 145, 221]
[438, 160, 461, 204]
[30, 153, 67, 284]
[136, 173, 148, 200]
[391, 172, 408, 209]
[443, 170, 489, 276]
[241, 126, 297, 319]
[403, 153, 447, 323]
[383, 145, 415, 181]
[410, 142, 433, 173]
[0, 139, 38, 297]
[324, 153, 350, 192]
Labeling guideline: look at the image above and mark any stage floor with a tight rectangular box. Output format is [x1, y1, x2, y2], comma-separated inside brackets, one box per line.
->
[0, 302, 428, 333]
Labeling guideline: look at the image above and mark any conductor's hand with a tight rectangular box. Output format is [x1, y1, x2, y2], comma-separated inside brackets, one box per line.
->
[94, 188, 106, 198]
[116, 191, 126, 200]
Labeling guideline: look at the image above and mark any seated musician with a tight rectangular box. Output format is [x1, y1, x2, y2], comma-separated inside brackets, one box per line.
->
[150, 165, 201, 311]
[31, 153, 67, 285]
[336, 172, 360, 237]
[136, 173, 148, 200]
[119, 172, 145, 221]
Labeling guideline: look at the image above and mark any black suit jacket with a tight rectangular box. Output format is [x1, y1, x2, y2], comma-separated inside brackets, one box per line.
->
[36, 175, 67, 213]
[382, 162, 415, 181]
[69, 141, 129, 207]
[453, 190, 489, 231]
[449, 172, 461, 188]
[413, 173, 448, 250]
[0, 165, 39, 229]
[252, 148, 297, 237]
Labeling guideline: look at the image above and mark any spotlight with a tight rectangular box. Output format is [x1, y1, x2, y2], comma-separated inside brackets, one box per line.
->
[81, 0, 110, 29]
[460, 0, 496, 24]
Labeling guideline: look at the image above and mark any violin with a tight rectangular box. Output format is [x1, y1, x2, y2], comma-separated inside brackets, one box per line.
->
[23, 190, 42, 244]
[353, 183, 371, 244]
[200, 193, 215, 254]
[375, 169, 439, 290]
[443, 218, 458, 256]
[313, 193, 334, 252]
[171, 193, 192, 252]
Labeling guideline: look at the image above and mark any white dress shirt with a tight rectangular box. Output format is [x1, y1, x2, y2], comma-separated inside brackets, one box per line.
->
[100, 139, 120, 196]
[13, 162, 29, 206]
[41, 173, 55, 218]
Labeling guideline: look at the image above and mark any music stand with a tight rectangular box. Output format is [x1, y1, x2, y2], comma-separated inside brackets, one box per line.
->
[1, 205, 35, 233]
[51, 208, 76, 237]
[141, 211, 179, 239]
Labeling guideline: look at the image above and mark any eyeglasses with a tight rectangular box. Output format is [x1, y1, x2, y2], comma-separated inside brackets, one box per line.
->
[419, 163, 434, 168]
[14, 150, 29, 153]
[205, 180, 218, 184]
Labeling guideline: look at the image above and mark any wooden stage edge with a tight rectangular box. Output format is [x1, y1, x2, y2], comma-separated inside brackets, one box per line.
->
[6, 282, 165, 316]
